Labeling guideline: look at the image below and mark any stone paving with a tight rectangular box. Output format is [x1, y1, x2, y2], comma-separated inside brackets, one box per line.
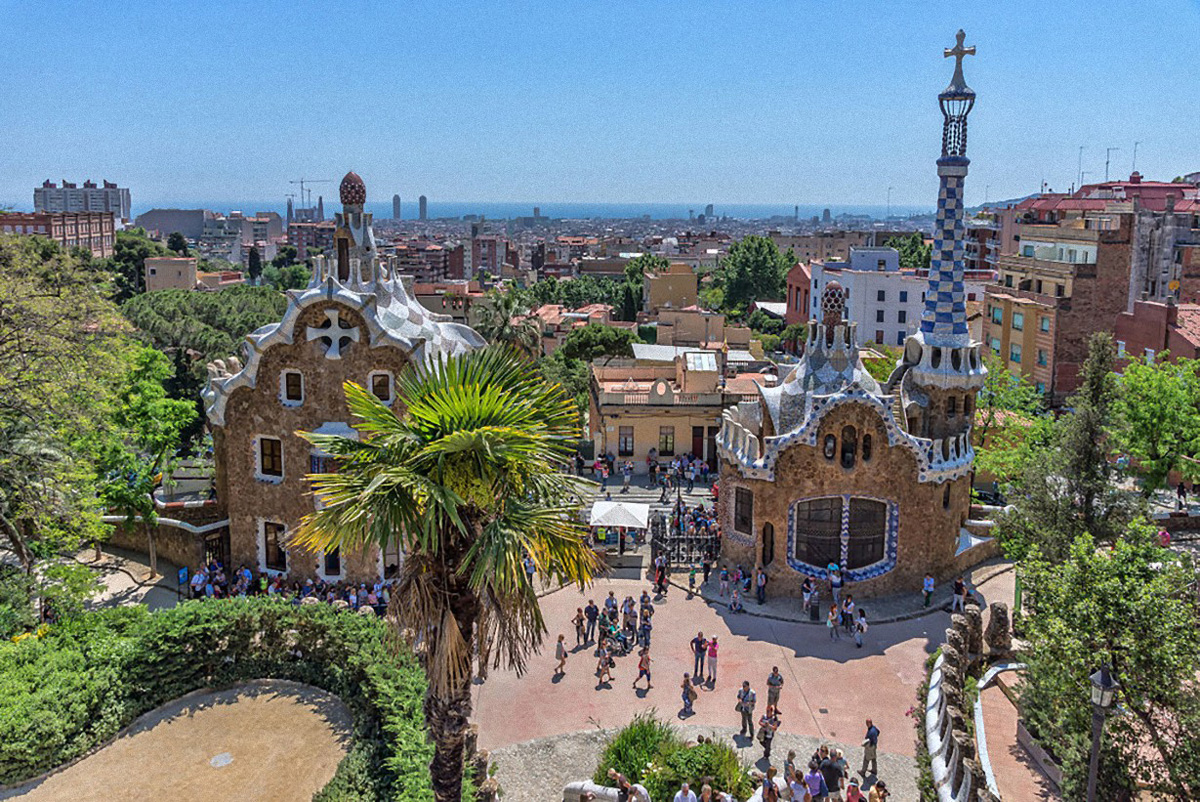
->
[980, 684, 1060, 801]
[76, 546, 184, 612]
[473, 562, 1018, 796]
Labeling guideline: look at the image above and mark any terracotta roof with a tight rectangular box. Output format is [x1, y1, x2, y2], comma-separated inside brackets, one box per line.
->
[1172, 305, 1200, 349]
[724, 373, 772, 395]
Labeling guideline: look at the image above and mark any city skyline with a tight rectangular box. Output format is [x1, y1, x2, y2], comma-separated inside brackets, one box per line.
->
[2, 1, 1198, 210]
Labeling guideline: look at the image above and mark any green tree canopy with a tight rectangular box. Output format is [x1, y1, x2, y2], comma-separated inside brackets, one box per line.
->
[885, 231, 931, 271]
[106, 228, 170, 301]
[474, 289, 541, 357]
[973, 353, 1050, 483]
[247, 247, 262, 283]
[716, 236, 791, 312]
[166, 232, 189, 256]
[271, 244, 298, 269]
[1114, 354, 1200, 495]
[1018, 523, 1200, 799]
[558, 322, 638, 362]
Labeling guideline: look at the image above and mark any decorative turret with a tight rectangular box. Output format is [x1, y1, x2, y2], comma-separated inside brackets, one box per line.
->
[332, 171, 375, 284]
[894, 30, 986, 442]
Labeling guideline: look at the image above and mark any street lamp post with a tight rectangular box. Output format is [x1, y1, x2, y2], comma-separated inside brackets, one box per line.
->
[1086, 663, 1120, 802]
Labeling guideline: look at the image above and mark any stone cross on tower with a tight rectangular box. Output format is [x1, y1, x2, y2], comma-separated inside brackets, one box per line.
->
[943, 29, 975, 92]
[306, 309, 360, 359]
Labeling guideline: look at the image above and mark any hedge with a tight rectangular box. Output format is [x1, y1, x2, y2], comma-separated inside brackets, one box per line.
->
[0, 598, 435, 800]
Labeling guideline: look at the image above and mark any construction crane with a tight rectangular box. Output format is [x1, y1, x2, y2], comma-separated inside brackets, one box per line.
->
[289, 178, 331, 209]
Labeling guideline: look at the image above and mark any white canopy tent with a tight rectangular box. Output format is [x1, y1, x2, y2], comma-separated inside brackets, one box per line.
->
[589, 501, 651, 529]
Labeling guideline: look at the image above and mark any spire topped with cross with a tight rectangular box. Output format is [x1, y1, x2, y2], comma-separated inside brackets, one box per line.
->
[943, 29, 975, 95]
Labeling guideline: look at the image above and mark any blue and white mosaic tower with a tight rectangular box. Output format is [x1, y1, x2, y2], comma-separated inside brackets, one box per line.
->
[920, 29, 975, 347]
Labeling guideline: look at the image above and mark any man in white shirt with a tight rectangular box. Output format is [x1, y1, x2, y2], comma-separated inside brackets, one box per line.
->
[629, 783, 651, 802]
[673, 781, 697, 802]
[189, 570, 206, 599]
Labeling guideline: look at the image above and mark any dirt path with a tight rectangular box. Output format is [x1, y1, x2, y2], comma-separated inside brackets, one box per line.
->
[1, 680, 353, 802]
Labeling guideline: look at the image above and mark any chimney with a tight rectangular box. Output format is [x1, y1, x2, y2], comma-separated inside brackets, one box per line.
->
[1166, 195, 1177, 212]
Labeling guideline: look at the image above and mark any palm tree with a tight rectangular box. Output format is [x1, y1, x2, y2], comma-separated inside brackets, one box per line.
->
[294, 347, 600, 802]
[474, 289, 542, 357]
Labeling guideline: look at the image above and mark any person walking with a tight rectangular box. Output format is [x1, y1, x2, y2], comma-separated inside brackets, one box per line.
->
[758, 704, 781, 760]
[952, 575, 967, 613]
[702, 557, 712, 585]
[554, 634, 568, 676]
[854, 609, 868, 648]
[691, 631, 707, 678]
[633, 648, 652, 690]
[827, 605, 841, 641]
[736, 681, 757, 737]
[922, 573, 935, 608]
[584, 599, 600, 644]
[860, 719, 880, 778]
[756, 567, 768, 605]
[766, 666, 784, 708]
[681, 672, 697, 715]
[622, 460, 632, 492]
[596, 642, 613, 685]
[706, 636, 719, 684]
[572, 607, 586, 646]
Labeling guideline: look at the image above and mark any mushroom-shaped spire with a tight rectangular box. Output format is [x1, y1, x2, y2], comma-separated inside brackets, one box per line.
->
[820, 281, 846, 329]
[340, 171, 366, 206]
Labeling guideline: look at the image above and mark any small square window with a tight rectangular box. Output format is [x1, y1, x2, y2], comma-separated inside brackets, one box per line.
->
[1040, 316, 1050, 332]
[1012, 312, 1024, 331]
[369, 372, 393, 402]
[1037, 349, 1048, 366]
[876, 289, 886, 302]
[875, 309, 885, 323]
[658, 426, 675, 457]
[283, 371, 303, 402]
[899, 291, 908, 303]
[323, 547, 341, 577]
[875, 330, 884, 344]
[1010, 344, 1022, 364]
[897, 310, 907, 324]
[263, 521, 287, 572]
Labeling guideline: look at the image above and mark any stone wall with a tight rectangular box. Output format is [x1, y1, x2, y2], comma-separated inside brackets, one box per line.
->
[107, 521, 207, 573]
[215, 300, 409, 583]
[924, 597, 1002, 802]
[719, 399, 975, 597]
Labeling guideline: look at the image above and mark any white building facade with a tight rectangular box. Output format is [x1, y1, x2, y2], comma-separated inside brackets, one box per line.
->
[34, 180, 131, 223]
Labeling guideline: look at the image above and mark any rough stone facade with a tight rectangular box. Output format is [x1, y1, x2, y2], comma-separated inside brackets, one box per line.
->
[213, 300, 412, 582]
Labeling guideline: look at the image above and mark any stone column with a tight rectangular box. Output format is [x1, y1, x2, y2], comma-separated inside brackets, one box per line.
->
[985, 601, 1012, 654]
[964, 605, 983, 654]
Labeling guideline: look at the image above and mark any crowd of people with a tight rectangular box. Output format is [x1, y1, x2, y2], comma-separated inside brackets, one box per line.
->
[186, 561, 393, 616]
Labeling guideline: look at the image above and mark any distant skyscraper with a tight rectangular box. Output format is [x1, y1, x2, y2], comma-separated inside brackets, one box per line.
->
[393, 194, 401, 220]
[533, 206, 540, 218]
[286, 197, 294, 226]
[419, 195, 428, 221]
[704, 203, 714, 217]
[317, 196, 324, 222]
[794, 205, 799, 221]
[689, 209, 695, 221]
[822, 208, 832, 223]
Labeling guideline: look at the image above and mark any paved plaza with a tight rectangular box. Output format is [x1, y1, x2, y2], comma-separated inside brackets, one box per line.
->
[474, 562, 1018, 796]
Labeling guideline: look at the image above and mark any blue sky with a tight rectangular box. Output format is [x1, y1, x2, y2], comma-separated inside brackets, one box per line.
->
[2, 1, 1197, 209]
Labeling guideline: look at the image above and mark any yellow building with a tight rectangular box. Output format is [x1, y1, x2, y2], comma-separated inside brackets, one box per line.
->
[144, 257, 198, 291]
[643, 262, 698, 312]
[588, 351, 771, 471]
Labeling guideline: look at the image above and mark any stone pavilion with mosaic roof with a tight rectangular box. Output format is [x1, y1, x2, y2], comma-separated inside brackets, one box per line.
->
[199, 171, 485, 582]
[716, 31, 997, 597]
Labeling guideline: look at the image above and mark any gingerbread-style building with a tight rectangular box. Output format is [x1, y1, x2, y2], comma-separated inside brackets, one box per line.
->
[199, 171, 484, 582]
[715, 31, 996, 597]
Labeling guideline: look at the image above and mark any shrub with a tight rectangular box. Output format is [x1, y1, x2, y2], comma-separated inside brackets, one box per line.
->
[594, 713, 753, 801]
[0, 598, 434, 800]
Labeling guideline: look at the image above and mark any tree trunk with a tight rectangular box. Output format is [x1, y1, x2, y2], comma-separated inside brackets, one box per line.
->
[144, 521, 158, 577]
[0, 514, 34, 574]
[426, 659, 476, 802]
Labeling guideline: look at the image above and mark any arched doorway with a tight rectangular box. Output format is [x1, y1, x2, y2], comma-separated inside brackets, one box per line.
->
[761, 522, 775, 567]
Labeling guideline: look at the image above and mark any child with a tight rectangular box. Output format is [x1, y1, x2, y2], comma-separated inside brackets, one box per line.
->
[719, 565, 730, 596]
[827, 605, 841, 640]
[688, 565, 698, 593]
[729, 586, 743, 613]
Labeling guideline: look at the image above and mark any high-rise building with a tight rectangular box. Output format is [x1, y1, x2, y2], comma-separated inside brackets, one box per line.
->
[822, 208, 832, 223]
[392, 194, 401, 220]
[419, 195, 428, 221]
[34, 179, 131, 223]
[704, 204, 714, 217]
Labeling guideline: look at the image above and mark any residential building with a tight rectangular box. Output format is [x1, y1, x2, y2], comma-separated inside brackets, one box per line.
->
[35, 179, 131, 223]
[390, 240, 450, 283]
[1114, 298, 1200, 364]
[769, 229, 913, 263]
[134, 209, 213, 240]
[471, 234, 508, 276]
[784, 262, 813, 327]
[642, 261, 698, 312]
[412, 279, 488, 327]
[655, 307, 750, 350]
[144, 257, 199, 291]
[0, 210, 115, 258]
[716, 36, 992, 597]
[531, 303, 633, 356]
[287, 220, 336, 257]
[589, 350, 771, 472]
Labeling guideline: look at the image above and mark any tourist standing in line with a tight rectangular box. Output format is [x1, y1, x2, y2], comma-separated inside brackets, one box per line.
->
[584, 599, 600, 644]
[860, 719, 880, 778]
[756, 567, 768, 604]
[827, 605, 841, 641]
[706, 636, 719, 683]
[554, 634, 568, 676]
[766, 666, 784, 708]
[702, 556, 712, 585]
[845, 776, 866, 802]
[803, 762, 827, 800]
[867, 780, 889, 801]
[922, 573, 935, 608]
[719, 565, 730, 596]
[691, 631, 707, 677]
[819, 747, 845, 801]
[736, 681, 757, 736]
[674, 782, 698, 802]
[572, 607, 586, 646]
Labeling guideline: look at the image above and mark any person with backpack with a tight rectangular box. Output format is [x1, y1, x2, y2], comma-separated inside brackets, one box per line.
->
[736, 680, 757, 736]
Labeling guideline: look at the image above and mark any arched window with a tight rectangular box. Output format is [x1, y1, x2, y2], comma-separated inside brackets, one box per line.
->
[931, 347, 942, 369]
[823, 434, 837, 460]
[861, 434, 873, 462]
[963, 395, 974, 417]
[943, 483, 952, 509]
[840, 425, 857, 469]
[951, 348, 963, 371]
[762, 523, 775, 566]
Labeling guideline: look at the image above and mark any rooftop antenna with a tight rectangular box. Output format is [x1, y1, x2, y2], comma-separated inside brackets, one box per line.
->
[1132, 140, 1142, 173]
[1105, 147, 1120, 182]
[1077, 145, 1086, 188]
[886, 186, 894, 219]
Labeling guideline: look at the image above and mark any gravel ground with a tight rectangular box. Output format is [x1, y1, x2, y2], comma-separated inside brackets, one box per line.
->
[489, 723, 917, 801]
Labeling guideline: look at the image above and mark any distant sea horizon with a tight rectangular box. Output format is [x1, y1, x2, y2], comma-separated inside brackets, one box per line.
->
[123, 200, 934, 222]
